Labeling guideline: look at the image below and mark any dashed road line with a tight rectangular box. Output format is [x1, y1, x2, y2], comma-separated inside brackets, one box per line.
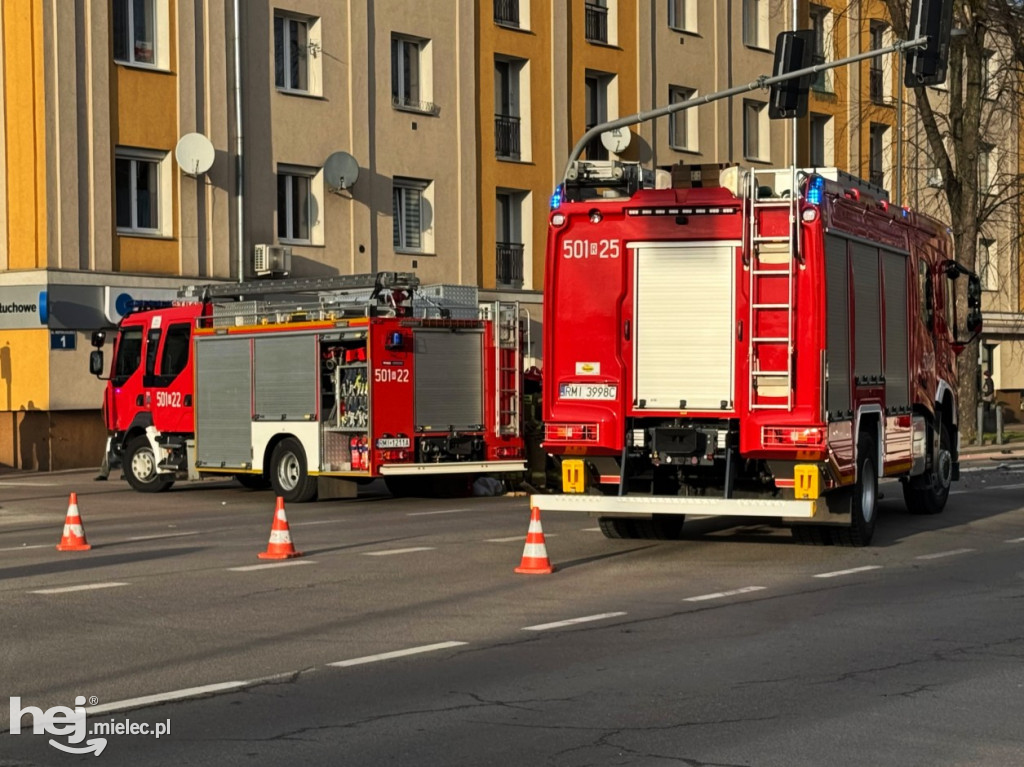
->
[523, 612, 627, 631]
[406, 508, 474, 517]
[684, 586, 766, 602]
[1006, 537, 1024, 543]
[87, 681, 250, 716]
[486, 535, 526, 543]
[0, 481, 59, 487]
[31, 582, 129, 595]
[813, 565, 883, 579]
[328, 641, 468, 667]
[581, 527, 602, 532]
[290, 519, 348, 527]
[916, 548, 976, 560]
[0, 544, 49, 552]
[227, 561, 315, 572]
[362, 547, 435, 556]
[128, 531, 200, 541]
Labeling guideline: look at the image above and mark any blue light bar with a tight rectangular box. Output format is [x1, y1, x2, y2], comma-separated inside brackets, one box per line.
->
[805, 175, 825, 206]
[550, 184, 564, 210]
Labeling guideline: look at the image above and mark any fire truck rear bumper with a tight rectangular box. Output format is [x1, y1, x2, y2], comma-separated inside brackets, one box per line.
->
[529, 494, 819, 519]
[379, 461, 527, 476]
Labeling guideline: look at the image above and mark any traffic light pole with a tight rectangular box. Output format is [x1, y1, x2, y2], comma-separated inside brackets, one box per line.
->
[561, 35, 928, 185]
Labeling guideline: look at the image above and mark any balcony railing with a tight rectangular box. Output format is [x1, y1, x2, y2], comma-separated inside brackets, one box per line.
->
[494, 114, 521, 160]
[810, 53, 827, 92]
[496, 242, 524, 288]
[585, 3, 608, 43]
[493, 0, 519, 27]
[869, 67, 884, 103]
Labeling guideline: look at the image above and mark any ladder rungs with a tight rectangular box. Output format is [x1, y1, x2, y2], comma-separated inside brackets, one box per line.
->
[751, 403, 792, 410]
[751, 337, 790, 343]
[753, 370, 789, 377]
[752, 303, 790, 309]
[753, 235, 791, 243]
[751, 269, 792, 275]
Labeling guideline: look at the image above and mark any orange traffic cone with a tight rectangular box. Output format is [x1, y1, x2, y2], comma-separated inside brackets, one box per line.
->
[56, 493, 92, 551]
[258, 497, 303, 560]
[515, 506, 555, 574]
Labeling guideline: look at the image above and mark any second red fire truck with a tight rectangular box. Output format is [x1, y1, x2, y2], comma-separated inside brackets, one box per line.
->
[534, 162, 982, 546]
[91, 272, 527, 501]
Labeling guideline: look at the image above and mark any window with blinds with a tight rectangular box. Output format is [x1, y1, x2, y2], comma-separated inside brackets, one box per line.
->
[393, 177, 429, 251]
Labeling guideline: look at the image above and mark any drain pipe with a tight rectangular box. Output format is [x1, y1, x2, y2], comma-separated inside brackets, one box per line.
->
[232, 0, 245, 282]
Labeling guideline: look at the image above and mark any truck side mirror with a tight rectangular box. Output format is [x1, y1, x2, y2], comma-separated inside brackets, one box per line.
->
[89, 350, 105, 377]
[966, 273, 983, 335]
[91, 330, 107, 348]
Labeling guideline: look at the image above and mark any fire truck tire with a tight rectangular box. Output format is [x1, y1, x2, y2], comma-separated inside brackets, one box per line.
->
[832, 436, 877, 547]
[632, 515, 686, 540]
[901, 422, 952, 515]
[124, 436, 175, 493]
[269, 438, 318, 503]
[597, 517, 633, 539]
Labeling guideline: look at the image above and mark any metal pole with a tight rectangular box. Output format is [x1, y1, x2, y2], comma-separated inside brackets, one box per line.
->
[233, 0, 245, 282]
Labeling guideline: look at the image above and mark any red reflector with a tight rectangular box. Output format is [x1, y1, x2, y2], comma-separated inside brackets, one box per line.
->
[896, 415, 912, 428]
[544, 423, 600, 442]
[762, 426, 825, 447]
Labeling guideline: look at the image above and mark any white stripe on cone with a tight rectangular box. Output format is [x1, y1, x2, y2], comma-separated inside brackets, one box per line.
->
[267, 530, 292, 544]
[521, 542, 548, 558]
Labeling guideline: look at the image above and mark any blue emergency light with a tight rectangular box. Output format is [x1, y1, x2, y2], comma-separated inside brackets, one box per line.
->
[805, 175, 825, 206]
[549, 184, 564, 210]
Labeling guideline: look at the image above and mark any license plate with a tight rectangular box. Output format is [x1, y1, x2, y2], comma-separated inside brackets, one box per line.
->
[559, 382, 618, 400]
[376, 437, 411, 449]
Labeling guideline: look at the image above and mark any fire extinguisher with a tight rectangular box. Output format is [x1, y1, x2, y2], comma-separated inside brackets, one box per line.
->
[350, 436, 361, 471]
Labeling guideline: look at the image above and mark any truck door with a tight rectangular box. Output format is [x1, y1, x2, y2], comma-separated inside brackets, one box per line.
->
[109, 324, 145, 432]
[142, 318, 194, 434]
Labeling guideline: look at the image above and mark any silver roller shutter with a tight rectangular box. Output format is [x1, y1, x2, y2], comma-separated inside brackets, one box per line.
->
[195, 336, 252, 467]
[825, 235, 851, 418]
[882, 251, 910, 410]
[851, 241, 882, 382]
[254, 334, 317, 421]
[414, 329, 484, 431]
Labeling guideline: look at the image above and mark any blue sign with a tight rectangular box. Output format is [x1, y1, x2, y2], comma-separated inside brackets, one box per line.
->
[50, 331, 76, 351]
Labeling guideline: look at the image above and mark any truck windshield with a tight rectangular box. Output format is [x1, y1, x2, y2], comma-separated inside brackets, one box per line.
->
[113, 326, 144, 386]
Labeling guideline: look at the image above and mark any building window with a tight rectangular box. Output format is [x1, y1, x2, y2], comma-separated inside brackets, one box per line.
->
[979, 144, 995, 193]
[494, 0, 519, 28]
[809, 5, 829, 92]
[983, 50, 996, 99]
[274, 12, 320, 94]
[393, 177, 431, 252]
[978, 239, 996, 291]
[113, 0, 166, 67]
[585, 71, 614, 160]
[277, 168, 313, 242]
[869, 123, 887, 188]
[495, 58, 522, 160]
[669, 86, 698, 152]
[585, 0, 609, 44]
[392, 35, 436, 114]
[869, 21, 887, 104]
[809, 113, 832, 167]
[115, 149, 167, 233]
[743, 0, 768, 49]
[743, 100, 767, 160]
[496, 191, 525, 289]
[669, 0, 696, 33]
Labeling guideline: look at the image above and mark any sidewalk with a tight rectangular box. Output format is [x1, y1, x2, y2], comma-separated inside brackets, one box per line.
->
[961, 422, 1024, 462]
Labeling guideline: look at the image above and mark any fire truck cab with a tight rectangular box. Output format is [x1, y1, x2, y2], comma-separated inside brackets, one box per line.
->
[534, 162, 982, 546]
[91, 272, 527, 501]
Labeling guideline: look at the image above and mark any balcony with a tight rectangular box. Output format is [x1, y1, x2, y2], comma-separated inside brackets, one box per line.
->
[493, 0, 519, 28]
[494, 114, 521, 160]
[585, 3, 608, 44]
[496, 242, 524, 288]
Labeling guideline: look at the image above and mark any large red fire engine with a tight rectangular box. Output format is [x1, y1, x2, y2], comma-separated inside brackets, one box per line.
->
[90, 272, 527, 501]
[534, 162, 982, 546]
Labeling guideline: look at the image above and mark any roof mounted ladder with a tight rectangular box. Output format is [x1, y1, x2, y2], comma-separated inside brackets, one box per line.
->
[746, 167, 800, 411]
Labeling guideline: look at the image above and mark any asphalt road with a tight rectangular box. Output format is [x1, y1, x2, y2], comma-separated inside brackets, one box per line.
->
[1, 462, 1024, 765]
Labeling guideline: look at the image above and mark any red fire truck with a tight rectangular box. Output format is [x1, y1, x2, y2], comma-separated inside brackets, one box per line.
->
[534, 162, 982, 546]
[90, 272, 527, 501]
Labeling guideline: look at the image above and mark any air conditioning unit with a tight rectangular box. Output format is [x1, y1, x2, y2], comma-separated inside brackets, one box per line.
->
[253, 244, 292, 277]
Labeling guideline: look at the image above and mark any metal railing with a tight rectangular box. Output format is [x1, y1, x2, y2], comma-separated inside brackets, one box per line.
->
[585, 3, 608, 43]
[494, 114, 521, 160]
[810, 53, 827, 92]
[493, 0, 519, 27]
[392, 94, 440, 115]
[496, 242, 524, 288]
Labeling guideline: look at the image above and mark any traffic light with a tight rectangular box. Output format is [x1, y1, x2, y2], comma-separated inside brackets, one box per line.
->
[904, 0, 954, 87]
[769, 30, 815, 120]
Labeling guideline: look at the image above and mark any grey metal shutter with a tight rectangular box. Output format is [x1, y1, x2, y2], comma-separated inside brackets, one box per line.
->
[414, 329, 483, 430]
[882, 251, 910, 410]
[825, 235, 851, 417]
[254, 334, 317, 421]
[851, 241, 882, 382]
[195, 336, 252, 467]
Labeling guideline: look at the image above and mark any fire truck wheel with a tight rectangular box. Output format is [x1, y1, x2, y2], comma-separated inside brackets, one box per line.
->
[597, 517, 634, 539]
[270, 438, 318, 503]
[124, 436, 175, 493]
[632, 515, 686, 540]
[901, 422, 952, 515]
[832, 436, 877, 547]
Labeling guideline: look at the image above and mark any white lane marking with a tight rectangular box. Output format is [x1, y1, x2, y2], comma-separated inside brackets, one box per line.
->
[362, 547, 435, 556]
[290, 519, 348, 527]
[916, 548, 976, 560]
[949, 490, 969, 495]
[993, 482, 1024, 490]
[684, 586, 766, 602]
[0, 481, 59, 487]
[228, 561, 315, 572]
[523, 612, 627, 632]
[1006, 537, 1024, 543]
[582, 527, 602, 532]
[128, 531, 200, 541]
[86, 681, 249, 716]
[0, 544, 49, 552]
[406, 508, 474, 517]
[328, 641, 468, 668]
[30, 582, 129, 595]
[813, 566, 883, 579]
[487, 535, 526, 543]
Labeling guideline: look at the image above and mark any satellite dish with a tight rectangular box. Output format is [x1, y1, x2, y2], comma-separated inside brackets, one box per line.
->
[601, 128, 632, 154]
[324, 151, 360, 193]
[174, 133, 215, 176]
